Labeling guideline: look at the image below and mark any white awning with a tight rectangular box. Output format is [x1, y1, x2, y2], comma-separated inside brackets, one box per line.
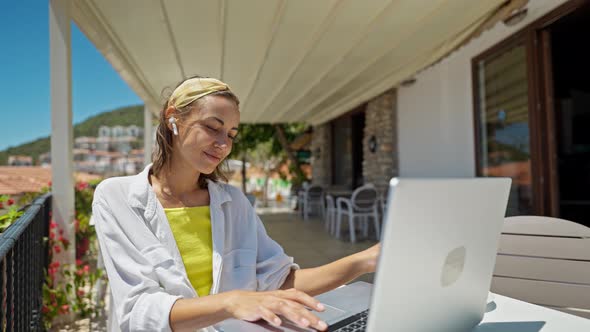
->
[71, 0, 519, 125]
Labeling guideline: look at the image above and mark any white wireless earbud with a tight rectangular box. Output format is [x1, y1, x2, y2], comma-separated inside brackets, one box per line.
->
[168, 117, 179, 136]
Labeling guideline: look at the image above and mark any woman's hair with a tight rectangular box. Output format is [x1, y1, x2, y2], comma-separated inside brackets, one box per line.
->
[151, 75, 240, 188]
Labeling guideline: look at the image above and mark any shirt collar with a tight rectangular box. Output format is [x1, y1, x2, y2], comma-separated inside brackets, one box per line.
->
[128, 164, 232, 220]
[206, 178, 233, 206]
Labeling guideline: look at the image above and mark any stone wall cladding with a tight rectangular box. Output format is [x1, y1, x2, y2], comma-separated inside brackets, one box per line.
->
[310, 88, 398, 191]
[363, 88, 399, 193]
[310, 123, 332, 186]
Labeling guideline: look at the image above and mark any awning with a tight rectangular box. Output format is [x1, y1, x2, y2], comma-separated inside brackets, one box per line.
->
[71, 0, 526, 125]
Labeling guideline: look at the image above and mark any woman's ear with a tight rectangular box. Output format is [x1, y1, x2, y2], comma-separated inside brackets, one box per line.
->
[164, 106, 177, 119]
[165, 106, 179, 135]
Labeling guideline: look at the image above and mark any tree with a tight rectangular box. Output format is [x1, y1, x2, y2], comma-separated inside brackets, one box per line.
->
[229, 124, 275, 192]
[247, 141, 283, 207]
[273, 124, 307, 185]
[229, 123, 310, 193]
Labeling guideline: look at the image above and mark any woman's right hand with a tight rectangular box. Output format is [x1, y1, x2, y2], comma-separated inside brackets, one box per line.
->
[223, 288, 328, 331]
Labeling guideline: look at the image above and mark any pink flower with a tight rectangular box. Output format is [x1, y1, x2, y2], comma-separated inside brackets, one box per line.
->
[61, 239, 70, 247]
[49, 231, 55, 240]
[59, 304, 69, 314]
[50, 261, 60, 269]
[6, 199, 14, 206]
[76, 182, 89, 191]
[77, 289, 85, 297]
[83, 265, 90, 273]
[58, 229, 64, 236]
[76, 269, 84, 277]
[53, 245, 61, 254]
[49, 221, 57, 229]
[76, 259, 82, 266]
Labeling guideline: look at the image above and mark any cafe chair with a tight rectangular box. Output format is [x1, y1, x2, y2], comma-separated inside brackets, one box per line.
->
[336, 184, 380, 243]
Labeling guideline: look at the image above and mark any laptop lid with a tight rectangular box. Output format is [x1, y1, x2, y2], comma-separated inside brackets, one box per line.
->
[367, 177, 511, 332]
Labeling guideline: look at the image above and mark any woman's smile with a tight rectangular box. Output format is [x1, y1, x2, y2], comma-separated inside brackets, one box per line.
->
[203, 151, 222, 163]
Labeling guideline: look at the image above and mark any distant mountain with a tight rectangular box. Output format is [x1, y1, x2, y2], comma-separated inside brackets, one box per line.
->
[0, 104, 145, 165]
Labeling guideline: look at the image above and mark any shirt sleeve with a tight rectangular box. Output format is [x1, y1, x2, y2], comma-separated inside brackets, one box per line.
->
[253, 210, 300, 291]
[92, 192, 182, 332]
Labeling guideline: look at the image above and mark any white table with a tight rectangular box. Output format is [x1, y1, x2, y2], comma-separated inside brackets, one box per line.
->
[216, 290, 590, 331]
[476, 292, 590, 331]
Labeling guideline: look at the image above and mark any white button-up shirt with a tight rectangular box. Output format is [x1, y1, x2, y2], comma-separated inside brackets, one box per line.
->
[92, 165, 298, 332]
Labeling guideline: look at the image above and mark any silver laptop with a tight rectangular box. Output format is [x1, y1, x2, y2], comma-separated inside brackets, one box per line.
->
[216, 177, 512, 332]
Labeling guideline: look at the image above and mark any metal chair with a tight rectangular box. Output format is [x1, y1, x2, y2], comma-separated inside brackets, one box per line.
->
[324, 194, 337, 235]
[336, 184, 380, 243]
[302, 185, 325, 220]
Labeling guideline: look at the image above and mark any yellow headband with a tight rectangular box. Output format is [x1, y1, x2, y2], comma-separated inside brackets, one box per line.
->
[168, 77, 231, 109]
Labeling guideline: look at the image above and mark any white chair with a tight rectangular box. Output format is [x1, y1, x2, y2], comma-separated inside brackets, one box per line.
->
[324, 195, 337, 235]
[300, 185, 325, 220]
[492, 216, 590, 318]
[295, 182, 309, 218]
[336, 184, 380, 243]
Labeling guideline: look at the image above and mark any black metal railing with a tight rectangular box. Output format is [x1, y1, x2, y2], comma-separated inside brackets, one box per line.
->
[0, 193, 51, 332]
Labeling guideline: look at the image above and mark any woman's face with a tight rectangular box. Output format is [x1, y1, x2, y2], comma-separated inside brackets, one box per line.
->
[171, 95, 240, 174]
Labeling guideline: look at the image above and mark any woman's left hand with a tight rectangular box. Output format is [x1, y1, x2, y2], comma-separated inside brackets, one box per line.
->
[358, 243, 381, 274]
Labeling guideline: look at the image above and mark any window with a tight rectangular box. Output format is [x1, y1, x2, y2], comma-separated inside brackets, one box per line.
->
[474, 42, 532, 215]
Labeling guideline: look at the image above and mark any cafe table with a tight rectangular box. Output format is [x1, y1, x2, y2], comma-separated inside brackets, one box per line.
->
[216, 288, 590, 331]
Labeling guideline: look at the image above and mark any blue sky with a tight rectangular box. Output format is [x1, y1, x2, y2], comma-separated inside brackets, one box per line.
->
[0, 2, 142, 151]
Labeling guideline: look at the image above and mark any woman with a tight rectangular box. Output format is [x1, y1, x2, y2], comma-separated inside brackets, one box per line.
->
[92, 76, 380, 332]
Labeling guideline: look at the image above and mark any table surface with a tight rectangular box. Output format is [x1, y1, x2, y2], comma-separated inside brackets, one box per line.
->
[476, 292, 590, 331]
[216, 290, 590, 331]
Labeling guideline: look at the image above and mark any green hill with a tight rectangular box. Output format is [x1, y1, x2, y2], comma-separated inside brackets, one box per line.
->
[0, 104, 145, 165]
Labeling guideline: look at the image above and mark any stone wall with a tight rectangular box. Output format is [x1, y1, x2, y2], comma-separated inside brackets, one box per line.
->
[310, 88, 398, 191]
[363, 88, 398, 192]
[310, 123, 332, 186]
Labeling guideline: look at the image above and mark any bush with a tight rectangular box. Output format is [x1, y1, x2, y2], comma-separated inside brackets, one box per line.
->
[0, 195, 23, 232]
[41, 180, 105, 330]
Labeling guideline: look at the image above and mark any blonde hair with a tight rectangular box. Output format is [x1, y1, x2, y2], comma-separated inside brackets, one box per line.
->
[151, 76, 240, 188]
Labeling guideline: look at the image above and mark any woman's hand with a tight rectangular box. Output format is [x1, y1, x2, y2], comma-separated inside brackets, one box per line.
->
[223, 288, 328, 330]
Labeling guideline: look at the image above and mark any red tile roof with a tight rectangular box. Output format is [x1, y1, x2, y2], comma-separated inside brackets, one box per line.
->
[0, 167, 101, 195]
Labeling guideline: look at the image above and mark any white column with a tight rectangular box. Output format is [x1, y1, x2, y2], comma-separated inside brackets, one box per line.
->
[144, 105, 154, 166]
[50, 0, 75, 266]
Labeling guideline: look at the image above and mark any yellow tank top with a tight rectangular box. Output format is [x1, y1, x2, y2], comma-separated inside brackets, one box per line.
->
[164, 206, 213, 297]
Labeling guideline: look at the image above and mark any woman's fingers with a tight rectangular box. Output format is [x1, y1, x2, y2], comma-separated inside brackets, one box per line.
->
[284, 300, 328, 331]
[270, 298, 328, 331]
[258, 305, 282, 327]
[276, 289, 325, 312]
[228, 290, 328, 331]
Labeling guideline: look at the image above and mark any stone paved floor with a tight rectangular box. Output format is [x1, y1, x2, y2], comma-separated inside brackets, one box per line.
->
[57, 210, 377, 331]
[258, 210, 378, 284]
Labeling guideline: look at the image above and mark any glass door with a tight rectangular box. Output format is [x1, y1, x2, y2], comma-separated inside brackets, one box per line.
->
[474, 42, 533, 215]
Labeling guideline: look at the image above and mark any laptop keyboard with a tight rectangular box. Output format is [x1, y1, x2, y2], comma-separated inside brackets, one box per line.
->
[329, 309, 369, 332]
